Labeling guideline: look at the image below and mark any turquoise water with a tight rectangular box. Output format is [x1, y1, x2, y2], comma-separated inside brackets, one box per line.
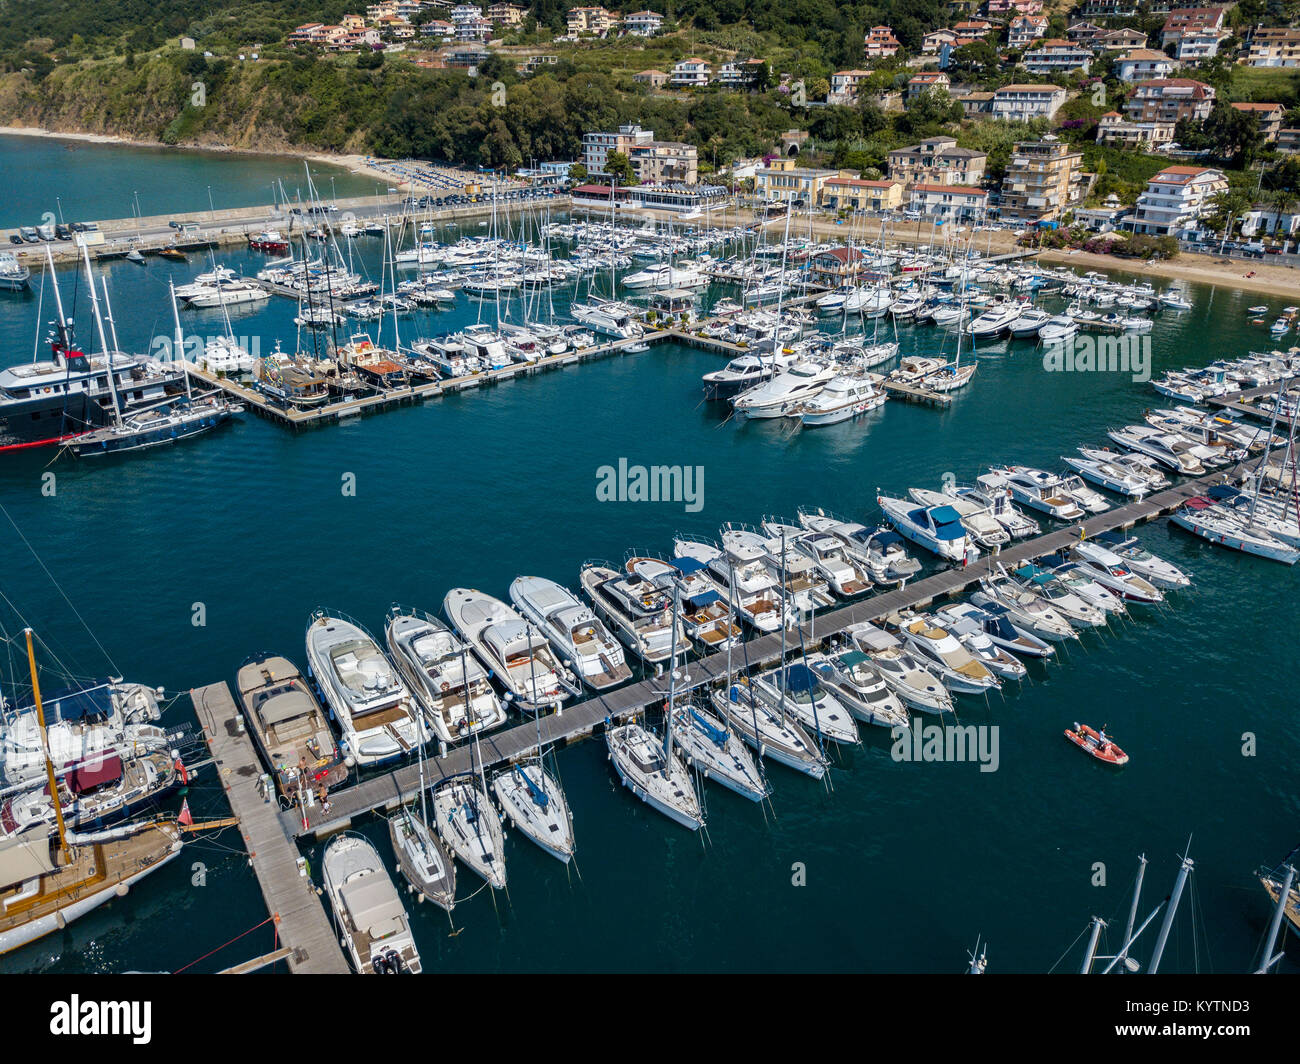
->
[0, 233, 1296, 974]
[0, 134, 381, 230]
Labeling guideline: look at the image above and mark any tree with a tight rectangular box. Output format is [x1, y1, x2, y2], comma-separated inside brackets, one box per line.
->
[606, 150, 637, 186]
[568, 162, 588, 182]
[1207, 185, 1253, 241]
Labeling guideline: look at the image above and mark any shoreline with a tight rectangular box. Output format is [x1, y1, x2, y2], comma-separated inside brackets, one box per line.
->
[0, 124, 406, 190]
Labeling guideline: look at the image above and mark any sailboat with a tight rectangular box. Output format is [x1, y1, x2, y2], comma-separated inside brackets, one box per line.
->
[432, 724, 507, 888]
[387, 697, 457, 911]
[0, 629, 183, 956]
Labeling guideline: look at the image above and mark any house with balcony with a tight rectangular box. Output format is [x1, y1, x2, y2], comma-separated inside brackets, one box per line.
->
[582, 123, 655, 175]
[421, 19, 454, 36]
[1022, 38, 1095, 74]
[819, 177, 905, 212]
[864, 25, 901, 58]
[1246, 26, 1300, 67]
[976, 83, 1068, 120]
[906, 71, 952, 103]
[486, 3, 524, 24]
[1093, 27, 1148, 49]
[1230, 101, 1285, 142]
[567, 5, 616, 35]
[289, 23, 328, 45]
[1127, 165, 1227, 239]
[669, 57, 711, 88]
[1159, 7, 1227, 60]
[714, 59, 766, 89]
[923, 28, 961, 53]
[830, 70, 873, 104]
[887, 136, 988, 187]
[1007, 15, 1049, 48]
[1074, 0, 1138, 17]
[1115, 49, 1176, 82]
[908, 183, 989, 222]
[1096, 111, 1176, 150]
[623, 10, 663, 36]
[998, 135, 1087, 223]
[629, 141, 698, 184]
[755, 158, 846, 206]
[1125, 78, 1216, 124]
[984, 0, 1044, 15]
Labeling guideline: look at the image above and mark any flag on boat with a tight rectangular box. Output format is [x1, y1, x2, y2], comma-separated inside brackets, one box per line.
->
[178, 798, 194, 827]
[175, 757, 188, 785]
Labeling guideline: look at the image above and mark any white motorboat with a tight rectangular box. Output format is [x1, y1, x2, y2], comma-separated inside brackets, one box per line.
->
[1056, 472, 1111, 514]
[929, 607, 1028, 681]
[1089, 532, 1192, 588]
[432, 774, 508, 888]
[750, 664, 860, 745]
[1062, 452, 1154, 498]
[935, 601, 1054, 660]
[579, 562, 689, 663]
[970, 574, 1079, 642]
[966, 300, 1022, 338]
[896, 614, 1001, 694]
[305, 611, 428, 767]
[792, 373, 887, 426]
[795, 510, 922, 585]
[805, 649, 910, 729]
[791, 532, 872, 596]
[1009, 306, 1051, 337]
[1004, 563, 1108, 628]
[509, 575, 632, 690]
[845, 621, 953, 714]
[908, 487, 1009, 548]
[1066, 543, 1165, 603]
[571, 298, 645, 339]
[443, 588, 580, 712]
[877, 495, 980, 563]
[605, 720, 704, 829]
[1107, 425, 1207, 475]
[322, 833, 422, 974]
[492, 760, 576, 863]
[984, 466, 1085, 521]
[731, 359, 834, 419]
[672, 538, 791, 633]
[1077, 448, 1169, 492]
[1046, 557, 1128, 616]
[702, 351, 791, 400]
[385, 606, 507, 743]
[961, 481, 1040, 539]
[184, 280, 271, 308]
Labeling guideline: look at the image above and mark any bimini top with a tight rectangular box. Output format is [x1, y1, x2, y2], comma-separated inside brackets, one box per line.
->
[1012, 563, 1055, 586]
[908, 504, 966, 540]
[674, 555, 709, 575]
[781, 663, 821, 693]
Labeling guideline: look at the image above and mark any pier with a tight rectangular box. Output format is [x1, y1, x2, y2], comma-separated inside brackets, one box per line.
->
[231, 459, 1231, 842]
[191, 682, 349, 974]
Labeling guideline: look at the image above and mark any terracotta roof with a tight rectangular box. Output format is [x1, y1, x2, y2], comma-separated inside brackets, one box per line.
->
[911, 183, 988, 195]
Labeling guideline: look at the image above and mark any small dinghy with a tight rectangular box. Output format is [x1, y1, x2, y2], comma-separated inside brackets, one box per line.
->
[1065, 722, 1128, 766]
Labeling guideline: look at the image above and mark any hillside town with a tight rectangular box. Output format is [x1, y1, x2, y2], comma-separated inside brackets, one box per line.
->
[273, 2, 1300, 255]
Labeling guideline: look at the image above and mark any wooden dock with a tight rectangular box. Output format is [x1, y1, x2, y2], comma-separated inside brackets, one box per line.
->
[280, 459, 1231, 842]
[192, 682, 349, 974]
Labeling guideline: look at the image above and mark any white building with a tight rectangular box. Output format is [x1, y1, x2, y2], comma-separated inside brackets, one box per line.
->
[1127, 165, 1228, 239]
[1115, 48, 1176, 82]
[908, 183, 989, 222]
[1021, 39, 1094, 75]
[669, 57, 710, 88]
[623, 10, 663, 36]
[582, 123, 655, 175]
[988, 84, 1068, 121]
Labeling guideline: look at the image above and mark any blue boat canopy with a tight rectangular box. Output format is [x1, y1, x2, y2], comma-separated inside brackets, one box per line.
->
[685, 588, 721, 607]
[1013, 563, 1054, 585]
[783, 663, 820, 692]
[674, 555, 709, 575]
[930, 505, 962, 524]
[15, 681, 114, 723]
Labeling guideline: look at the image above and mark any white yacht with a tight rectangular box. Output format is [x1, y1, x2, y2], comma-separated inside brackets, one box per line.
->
[793, 532, 872, 596]
[796, 510, 923, 584]
[710, 680, 829, 778]
[1107, 425, 1207, 475]
[702, 351, 792, 400]
[305, 612, 428, 767]
[1070, 542, 1173, 598]
[731, 360, 834, 419]
[622, 263, 707, 290]
[970, 575, 1079, 642]
[669, 700, 770, 802]
[984, 466, 1085, 521]
[804, 649, 909, 729]
[672, 537, 791, 632]
[1008, 306, 1051, 337]
[509, 575, 632, 690]
[384, 606, 507, 743]
[966, 300, 1022, 338]
[896, 615, 1000, 694]
[432, 774, 508, 888]
[322, 833, 422, 974]
[1056, 472, 1111, 514]
[750, 664, 860, 745]
[960, 481, 1040, 539]
[908, 487, 1009, 548]
[791, 373, 887, 426]
[1062, 452, 1155, 498]
[183, 280, 271, 309]
[845, 622, 953, 714]
[579, 562, 687, 664]
[571, 298, 645, 339]
[929, 607, 1029, 680]
[877, 495, 979, 563]
[1004, 563, 1108, 628]
[443, 588, 580, 712]
[492, 761, 576, 863]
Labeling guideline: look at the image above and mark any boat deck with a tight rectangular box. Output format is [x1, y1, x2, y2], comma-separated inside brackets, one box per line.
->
[192, 682, 348, 974]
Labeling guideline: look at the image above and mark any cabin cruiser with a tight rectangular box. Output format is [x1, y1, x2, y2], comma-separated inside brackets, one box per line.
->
[1076, 448, 1169, 493]
[1088, 532, 1191, 588]
[322, 833, 422, 974]
[984, 466, 1085, 521]
[877, 495, 979, 563]
[970, 576, 1077, 643]
[791, 373, 887, 426]
[796, 510, 922, 584]
[888, 356, 944, 386]
[1062, 451, 1155, 498]
[896, 614, 1000, 694]
[1055, 472, 1111, 513]
[622, 263, 707, 290]
[183, 279, 271, 309]
[570, 298, 645, 339]
[579, 562, 688, 664]
[966, 299, 1022, 338]
[1106, 426, 1207, 475]
[236, 654, 347, 803]
[749, 664, 860, 745]
[805, 649, 909, 729]
[731, 360, 834, 419]
[459, 324, 511, 369]
[1067, 543, 1165, 602]
[632, 555, 741, 651]
[710, 680, 829, 778]
[907, 487, 1008, 548]
[305, 612, 428, 766]
[935, 601, 1054, 660]
[1004, 564, 1107, 628]
[845, 622, 953, 714]
[673, 537, 792, 632]
[384, 607, 507, 742]
[960, 481, 1040, 539]
[1008, 306, 1051, 338]
[509, 575, 632, 690]
[790, 532, 872, 596]
[701, 351, 792, 400]
[443, 588, 579, 712]
[1041, 556, 1127, 616]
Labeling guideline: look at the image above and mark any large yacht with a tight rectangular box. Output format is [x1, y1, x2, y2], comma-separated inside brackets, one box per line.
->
[508, 575, 632, 690]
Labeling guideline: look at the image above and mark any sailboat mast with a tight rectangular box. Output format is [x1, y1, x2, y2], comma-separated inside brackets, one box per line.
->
[663, 583, 680, 765]
[25, 629, 71, 864]
[79, 243, 120, 423]
[169, 281, 194, 401]
[1146, 850, 1194, 973]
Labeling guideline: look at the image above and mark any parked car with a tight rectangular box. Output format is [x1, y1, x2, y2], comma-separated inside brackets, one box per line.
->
[8, 234, 22, 245]
[55, 224, 71, 240]
[19, 227, 39, 242]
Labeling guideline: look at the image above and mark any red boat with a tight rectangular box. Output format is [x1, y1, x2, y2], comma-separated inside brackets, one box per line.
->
[248, 229, 289, 253]
[1065, 723, 1128, 765]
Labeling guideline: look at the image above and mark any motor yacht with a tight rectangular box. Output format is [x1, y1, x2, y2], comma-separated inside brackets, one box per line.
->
[509, 576, 632, 690]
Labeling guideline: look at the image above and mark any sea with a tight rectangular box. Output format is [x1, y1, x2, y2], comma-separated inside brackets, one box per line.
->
[0, 134, 1296, 975]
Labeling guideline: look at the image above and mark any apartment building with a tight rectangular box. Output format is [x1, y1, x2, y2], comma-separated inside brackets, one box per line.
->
[998, 135, 1087, 223]
[1125, 78, 1216, 124]
[906, 71, 952, 103]
[1096, 111, 1176, 150]
[1230, 101, 1285, 142]
[628, 141, 699, 184]
[986, 83, 1068, 120]
[908, 183, 989, 222]
[1022, 38, 1095, 74]
[669, 57, 711, 88]
[567, 6, 616, 35]
[486, 3, 525, 25]
[623, 10, 663, 36]
[1115, 48, 1176, 82]
[887, 136, 988, 187]
[756, 159, 846, 205]
[1245, 26, 1300, 67]
[1127, 165, 1227, 238]
[582, 123, 655, 175]
[819, 177, 905, 212]
[830, 70, 873, 104]
[1007, 15, 1049, 48]
[984, 0, 1044, 15]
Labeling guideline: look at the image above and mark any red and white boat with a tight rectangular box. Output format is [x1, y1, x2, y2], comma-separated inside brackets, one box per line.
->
[248, 229, 289, 253]
[1065, 723, 1128, 766]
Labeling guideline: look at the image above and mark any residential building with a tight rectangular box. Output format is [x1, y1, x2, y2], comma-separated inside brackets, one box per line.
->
[1127, 165, 1227, 238]
[519, 53, 558, 73]
[998, 134, 1087, 223]
[1073, 0, 1138, 17]
[1096, 111, 1176, 150]
[582, 123, 655, 175]
[1007, 15, 1049, 48]
[623, 10, 663, 36]
[455, 16, 492, 40]
[1067, 21, 1106, 42]
[864, 25, 901, 58]
[1022, 38, 1094, 74]
[1245, 26, 1300, 67]
[960, 91, 996, 117]
[908, 183, 989, 222]
[1240, 207, 1300, 238]
[808, 246, 868, 282]
[486, 3, 524, 24]
[984, 0, 1044, 15]
[1230, 101, 1285, 142]
[830, 70, 872, 103]
[1125, 78, 1216, 124]
[819, 177, 905, 212]
[906, 71, 951, 103]
[450, 4, 481, 22]
[987, 83, 1067, 120]
[1278, 128, 1300, 153]
[420, 19, 454, 36]
[1173, 28, 1228, 62]
[755, 158, 846, 205]
[887, 136, 987, 187]
[628, 141, 699, 184]
[634, 69, 669, 88]
[714, 59, 766, 89]
[567, 5, 616, 35]
[923, 28, 960, 54]
[1115, 48, 1176, 82]
[289, 23, 328, 45]
[669, 57, 711, 88]
[1159, 7, 1225, 48]
[1093, 27, 1148, 49]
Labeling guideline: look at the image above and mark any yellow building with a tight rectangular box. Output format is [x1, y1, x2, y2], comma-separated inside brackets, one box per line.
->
[819, 177, 904, 212]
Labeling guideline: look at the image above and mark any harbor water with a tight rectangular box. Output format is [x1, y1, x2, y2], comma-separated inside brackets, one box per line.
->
[0, 161, 1296, 972]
